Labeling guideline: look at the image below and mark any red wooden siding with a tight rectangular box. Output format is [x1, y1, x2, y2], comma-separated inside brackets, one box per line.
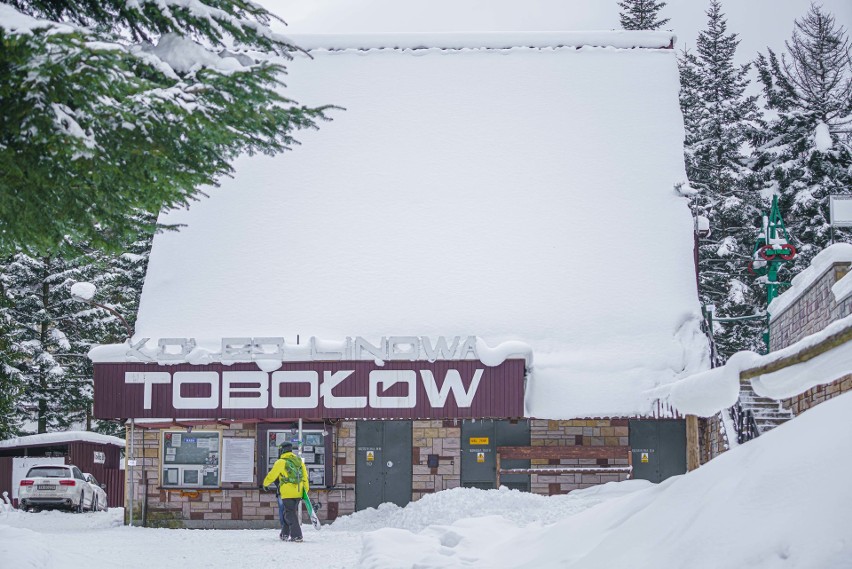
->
[94, 359, 525, 421]
[0, 456, 12, 503]
[0, 442, 124, 508]
[68, 442, 125, 507]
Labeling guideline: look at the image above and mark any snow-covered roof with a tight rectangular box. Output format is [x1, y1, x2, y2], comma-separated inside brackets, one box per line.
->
[768, 243, 852, 321]
[287, 31, 675, 51]
[0, 431, 125, 449]
[97, 32, 708, 419]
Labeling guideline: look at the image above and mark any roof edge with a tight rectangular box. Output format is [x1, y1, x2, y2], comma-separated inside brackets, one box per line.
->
[288, 30, 676, 52]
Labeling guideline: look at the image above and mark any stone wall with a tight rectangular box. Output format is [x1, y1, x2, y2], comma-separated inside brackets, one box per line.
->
[528, 419, 631, 494]
[698, 413, 729, 465]
[129, 423, 286, 529]
[127, 418, 634, 528]
[412, 420, 462, 500]
[770, 262, 851, 351]
[782, 374, 852, 416]
[767, 259, 852, 421]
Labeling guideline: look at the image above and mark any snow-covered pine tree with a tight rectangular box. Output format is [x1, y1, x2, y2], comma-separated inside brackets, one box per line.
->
[87, 214, 156, 437]
[618, 0, 670, 31]
[0, 309, 24, 439]
[680, 0, 765, 359]
[752, 5, 852, 271]
[0, 1, 332, 256]
[96, 212, 156, 334]
[0, 252, 117, 433]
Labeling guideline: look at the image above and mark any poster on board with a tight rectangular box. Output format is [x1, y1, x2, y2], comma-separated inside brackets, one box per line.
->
[221, 438, 255, 483]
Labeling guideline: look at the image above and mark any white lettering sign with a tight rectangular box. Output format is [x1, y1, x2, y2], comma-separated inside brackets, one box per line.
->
[133, 336, 480, 362]
[173, 372, 219, 409]
[271, 371, 318, 409]
[370, 370, 417, 408]
[321, 370, 367, 409]
[222, 371, 268, 409]
[421, 369, 483, 407]
[125, 368, 484, 411]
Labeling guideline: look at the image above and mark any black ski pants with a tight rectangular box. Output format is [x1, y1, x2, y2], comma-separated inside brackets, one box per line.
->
[280, 497, 302, 540]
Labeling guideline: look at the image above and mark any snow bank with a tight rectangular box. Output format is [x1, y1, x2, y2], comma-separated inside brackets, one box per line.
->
[0, 525, 52, 568]
[768, 243, 852, 321]
[360, 391, 852, 568]
[0, 506, 125, 531]
[329, 481, 652, 534]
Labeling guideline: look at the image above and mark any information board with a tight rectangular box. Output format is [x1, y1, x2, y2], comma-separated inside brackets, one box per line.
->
[162, 431, 220, 488]
[267, 429, 327, 487]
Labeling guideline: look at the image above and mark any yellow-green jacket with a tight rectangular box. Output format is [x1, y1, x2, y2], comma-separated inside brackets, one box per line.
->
[263, 451, 309, 499]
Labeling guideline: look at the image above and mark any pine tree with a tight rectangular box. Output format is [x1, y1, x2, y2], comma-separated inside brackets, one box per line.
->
[0, 1, 332, 256]
[752, 5, 852, 271]
[680, 0, 765, 359]
[618, 0, 670, 31]
[0, 252, 115, 433]
[0, 313, 24, 439]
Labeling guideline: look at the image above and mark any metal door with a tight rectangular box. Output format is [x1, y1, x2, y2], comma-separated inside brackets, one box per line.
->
[629, 419, 686, 483]
[461, 420, 530, 491]
[355, 421, 412, 510]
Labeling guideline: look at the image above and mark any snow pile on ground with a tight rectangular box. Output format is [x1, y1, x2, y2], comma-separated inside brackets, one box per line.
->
[360, 391, 852, 568]
[0, 508, 123, 568]
[329, 480, 652, 533]
[2, 394, 851, 568]
[0, 507, 360, 569]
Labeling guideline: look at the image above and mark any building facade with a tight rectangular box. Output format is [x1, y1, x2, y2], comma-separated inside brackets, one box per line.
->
[90, 30, 707, 528]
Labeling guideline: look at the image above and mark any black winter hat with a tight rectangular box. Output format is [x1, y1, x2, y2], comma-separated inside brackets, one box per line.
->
[278, 441, 293, 453]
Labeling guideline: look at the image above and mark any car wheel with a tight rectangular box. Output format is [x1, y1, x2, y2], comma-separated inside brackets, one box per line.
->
[92, 496, 98, 512]
[74, 496, 83, 513]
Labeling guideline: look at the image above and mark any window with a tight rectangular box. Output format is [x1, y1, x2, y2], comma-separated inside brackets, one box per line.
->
[161, 430, 221, 488]
[26, 466, 70, 478]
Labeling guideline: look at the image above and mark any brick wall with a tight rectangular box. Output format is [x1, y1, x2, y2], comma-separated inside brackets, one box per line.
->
[529, 419, 630, 494]
[770, 262, 851, 351]
[412, 420, 461, 500]
[698, 413, 729, 465]
[128, 418, 636, 527]
[128, 424, 282, 529]
[782, 374, 852, 416]
[767, 260, 852, 421]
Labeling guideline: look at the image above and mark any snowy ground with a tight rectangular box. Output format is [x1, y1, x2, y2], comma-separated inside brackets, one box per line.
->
[3, 392, 851, 568]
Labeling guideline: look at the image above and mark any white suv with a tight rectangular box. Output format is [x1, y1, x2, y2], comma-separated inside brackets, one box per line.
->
[19, 464, 94, 513]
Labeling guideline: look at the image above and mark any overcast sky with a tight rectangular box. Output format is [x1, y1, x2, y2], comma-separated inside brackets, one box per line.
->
[259, 0, 852, 63]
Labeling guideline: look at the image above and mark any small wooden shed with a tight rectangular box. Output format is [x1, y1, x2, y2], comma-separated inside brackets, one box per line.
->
[0, 431, 125, 508]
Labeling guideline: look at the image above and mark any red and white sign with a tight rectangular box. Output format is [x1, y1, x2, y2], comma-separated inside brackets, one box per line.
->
[93, 360, 525, 420]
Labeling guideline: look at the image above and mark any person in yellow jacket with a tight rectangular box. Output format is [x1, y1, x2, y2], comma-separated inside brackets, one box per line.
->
[263, 441, 309, 542]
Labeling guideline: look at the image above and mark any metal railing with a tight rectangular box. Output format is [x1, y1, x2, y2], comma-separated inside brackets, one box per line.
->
[730, 400, 759, 444]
